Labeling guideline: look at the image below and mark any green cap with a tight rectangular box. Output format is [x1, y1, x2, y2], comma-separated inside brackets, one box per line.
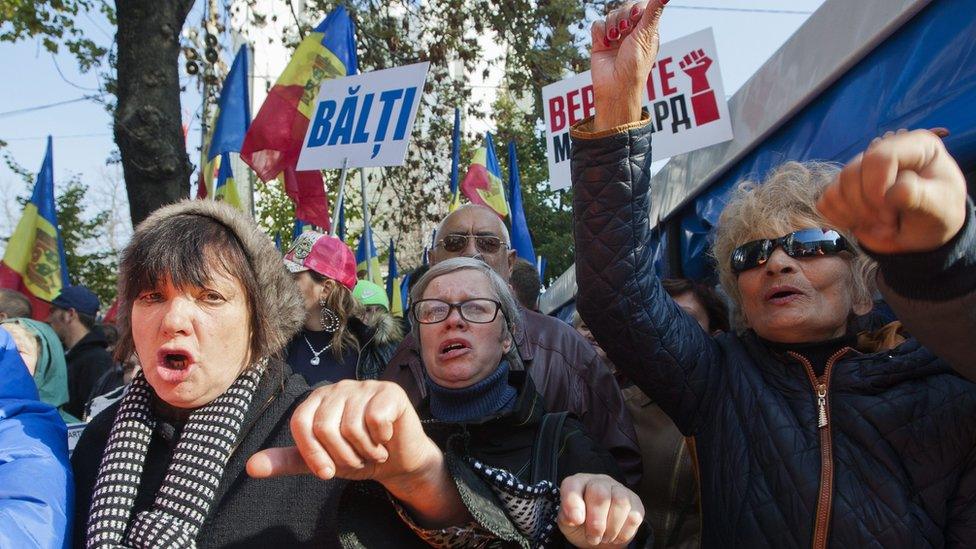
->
[352, 279, 389, 310]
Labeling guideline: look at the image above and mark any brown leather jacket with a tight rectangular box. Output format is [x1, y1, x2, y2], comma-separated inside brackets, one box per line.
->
[381, 306, 643, 489]
[623, 385, 701, 549]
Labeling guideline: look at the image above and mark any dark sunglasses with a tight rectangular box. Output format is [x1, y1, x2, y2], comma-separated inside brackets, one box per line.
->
[436, 234, 507, 255]
[730, 228, 850, 274]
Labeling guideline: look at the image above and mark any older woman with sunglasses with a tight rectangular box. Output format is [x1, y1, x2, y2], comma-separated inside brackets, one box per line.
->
[571, 2, 976, 547]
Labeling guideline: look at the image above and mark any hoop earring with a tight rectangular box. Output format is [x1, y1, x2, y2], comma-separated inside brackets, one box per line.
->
[319, 298, 340, 332]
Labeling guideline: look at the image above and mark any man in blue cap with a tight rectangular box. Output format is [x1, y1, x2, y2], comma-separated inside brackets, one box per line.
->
[47, 285, 119, 419]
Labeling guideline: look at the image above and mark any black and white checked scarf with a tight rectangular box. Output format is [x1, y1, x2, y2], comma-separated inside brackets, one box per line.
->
[85, 363, 265, 549]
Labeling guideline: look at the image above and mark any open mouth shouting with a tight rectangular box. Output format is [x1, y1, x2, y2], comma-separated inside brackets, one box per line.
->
[764, 285, 805, 305]
[439, 338, 472, 361]
[155, 348, 196, 383]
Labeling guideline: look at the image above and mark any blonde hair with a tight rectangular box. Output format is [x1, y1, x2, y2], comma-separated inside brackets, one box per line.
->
[711, 161, 876, 328]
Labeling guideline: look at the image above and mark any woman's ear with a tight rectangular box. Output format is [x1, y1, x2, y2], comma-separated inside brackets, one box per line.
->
[501, 329, 513, 354]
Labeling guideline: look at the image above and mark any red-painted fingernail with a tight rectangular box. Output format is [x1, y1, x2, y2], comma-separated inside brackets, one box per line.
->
[608, 27, 619, 40]
[631, 6, 641, 19]
[603, 37, 611, 47]
[662, 0, 670, 4]
[619, 19, 629, 31]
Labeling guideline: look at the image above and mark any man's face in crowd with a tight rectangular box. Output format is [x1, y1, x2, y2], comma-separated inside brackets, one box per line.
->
[46, 306, 71, 344]
[430, 207, 517, 281]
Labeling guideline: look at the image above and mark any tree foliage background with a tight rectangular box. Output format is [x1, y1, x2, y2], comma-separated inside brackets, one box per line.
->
[2, 0, 613, 286]
[252, 0, 608, 281]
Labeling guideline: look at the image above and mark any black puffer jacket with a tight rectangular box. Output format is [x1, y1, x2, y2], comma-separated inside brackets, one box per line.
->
[571, 115, 976, 547]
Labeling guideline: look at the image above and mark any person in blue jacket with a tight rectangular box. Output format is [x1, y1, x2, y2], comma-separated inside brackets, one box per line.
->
[0, 325, 73, 548]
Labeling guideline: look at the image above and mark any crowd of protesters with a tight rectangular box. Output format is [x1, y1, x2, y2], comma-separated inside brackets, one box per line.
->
[1, 0, 975, 547]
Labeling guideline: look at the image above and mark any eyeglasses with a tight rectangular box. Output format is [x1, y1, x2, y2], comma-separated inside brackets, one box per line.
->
[412, 298, 504, 324]
[436, 234, 508, 255]
[730, 228, 850, 274]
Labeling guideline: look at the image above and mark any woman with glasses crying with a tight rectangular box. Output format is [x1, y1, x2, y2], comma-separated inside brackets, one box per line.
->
[572, 3, 976, 546]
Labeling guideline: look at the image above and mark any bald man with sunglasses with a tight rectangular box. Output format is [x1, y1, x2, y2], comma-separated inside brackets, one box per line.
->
[382, 205, 642, 489]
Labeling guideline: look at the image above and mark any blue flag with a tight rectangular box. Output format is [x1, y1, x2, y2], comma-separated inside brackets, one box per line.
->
[0, 136, 71, 303]
[291, 218, 304, 242]
[356, 223, 381, 286]
[507, 141, 536, 262]
[209, 46, 251, 160]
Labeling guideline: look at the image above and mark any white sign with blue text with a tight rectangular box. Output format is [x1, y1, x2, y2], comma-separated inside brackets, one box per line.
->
[297, 62, 430, 170]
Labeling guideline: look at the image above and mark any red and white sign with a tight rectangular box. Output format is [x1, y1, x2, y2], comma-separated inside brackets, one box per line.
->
[542, 28, 733, 190]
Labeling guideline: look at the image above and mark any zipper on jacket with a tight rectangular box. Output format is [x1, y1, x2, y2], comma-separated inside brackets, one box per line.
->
[788, 347, 850, 549]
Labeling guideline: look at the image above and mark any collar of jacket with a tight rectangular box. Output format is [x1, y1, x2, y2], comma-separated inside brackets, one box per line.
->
[212, 360, 310, 504]
[512, 306, 535, 364]
[68, 327, 108, 356]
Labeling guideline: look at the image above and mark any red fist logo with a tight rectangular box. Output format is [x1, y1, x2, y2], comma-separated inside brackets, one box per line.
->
[680, 49, 719, 125]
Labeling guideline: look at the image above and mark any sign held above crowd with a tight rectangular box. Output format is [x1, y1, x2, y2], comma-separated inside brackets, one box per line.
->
[542, 28, 733, 190]
[297, 62, 430, 170]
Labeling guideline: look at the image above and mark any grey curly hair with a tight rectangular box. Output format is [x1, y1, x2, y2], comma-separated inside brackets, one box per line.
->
[711, 161, 877, 329]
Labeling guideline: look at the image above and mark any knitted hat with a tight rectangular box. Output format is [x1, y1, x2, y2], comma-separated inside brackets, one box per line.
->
[116, 200, 305, 360]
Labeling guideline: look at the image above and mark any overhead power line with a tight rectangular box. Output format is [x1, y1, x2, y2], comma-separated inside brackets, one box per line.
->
[667, 5, 814, 15]
[0, 96, 102, 119]
[2, 132, 112, 142]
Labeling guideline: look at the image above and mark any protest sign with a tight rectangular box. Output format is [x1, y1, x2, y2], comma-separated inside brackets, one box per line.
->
[68, 422, 86, 456]
[542, 28, 733, 190]
[297, 62, 430, 170]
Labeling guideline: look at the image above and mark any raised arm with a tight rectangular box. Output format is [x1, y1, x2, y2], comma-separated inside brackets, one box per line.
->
[816, 129, 976, 378]
[573, 0, 723, 434]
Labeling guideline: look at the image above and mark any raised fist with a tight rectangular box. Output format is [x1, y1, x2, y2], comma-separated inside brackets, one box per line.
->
[679, 49, 712, 93]
[817, 129, 967, 255]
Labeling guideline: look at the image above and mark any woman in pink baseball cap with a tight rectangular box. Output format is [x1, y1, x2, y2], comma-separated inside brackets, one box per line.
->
[282, 231, 399, 384]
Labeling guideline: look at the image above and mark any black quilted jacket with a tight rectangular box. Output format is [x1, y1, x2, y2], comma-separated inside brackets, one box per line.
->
[571, 116, 976, 548]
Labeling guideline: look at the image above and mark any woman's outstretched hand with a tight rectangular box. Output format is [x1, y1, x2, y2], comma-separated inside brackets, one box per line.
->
[817, 129, 967, 254]
[591, 0, 668, 131]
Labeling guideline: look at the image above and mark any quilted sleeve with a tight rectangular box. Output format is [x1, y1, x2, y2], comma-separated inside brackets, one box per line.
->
[571, 115, 723, 435]
[872, 200, 976, 379]
[945, 443, 976, 547]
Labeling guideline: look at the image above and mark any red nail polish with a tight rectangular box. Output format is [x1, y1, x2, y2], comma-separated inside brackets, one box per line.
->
[662, 0, 670, 4]
[631, 6, 641, 19]
[608, 27, 619, 40]
[603, 37, 611, 48]
[619, 19, 629, 31]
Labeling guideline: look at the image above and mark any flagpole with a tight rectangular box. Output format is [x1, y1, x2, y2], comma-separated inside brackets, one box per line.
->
[330, 157, 349, 236]
[360, 167, 373, 281]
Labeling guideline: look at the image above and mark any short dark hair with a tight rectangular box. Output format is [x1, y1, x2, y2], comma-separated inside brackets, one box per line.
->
[77, 311, 96, 330]
[0, 289, 32, 318]
[115, 214, 261, 362]
[662, 278, 730, 333]
[510, 258, 541, 311]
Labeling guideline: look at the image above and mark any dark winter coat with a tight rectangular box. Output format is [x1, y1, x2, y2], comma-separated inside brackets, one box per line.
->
[71, 361, 346, 548]
[571, 114, 976, 548]
[65, 326, 118, 419]
[382, 306, 643, 488]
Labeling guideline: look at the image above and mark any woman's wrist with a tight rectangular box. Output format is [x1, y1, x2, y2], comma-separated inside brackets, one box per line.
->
[382, 442, 469, 528]
[594, 94, 644, 132]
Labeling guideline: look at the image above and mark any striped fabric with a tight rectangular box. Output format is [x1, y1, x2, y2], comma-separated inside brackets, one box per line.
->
[85, 364, 265, 548]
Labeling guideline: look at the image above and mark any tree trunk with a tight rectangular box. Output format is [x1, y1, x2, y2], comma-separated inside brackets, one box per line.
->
[114, 0, 195, 228]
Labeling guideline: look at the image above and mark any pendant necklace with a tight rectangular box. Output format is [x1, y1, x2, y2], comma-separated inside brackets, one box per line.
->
[304, 335, 333, 366]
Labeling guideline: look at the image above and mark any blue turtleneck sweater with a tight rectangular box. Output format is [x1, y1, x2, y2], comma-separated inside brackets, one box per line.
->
[425, 361, 518, 423]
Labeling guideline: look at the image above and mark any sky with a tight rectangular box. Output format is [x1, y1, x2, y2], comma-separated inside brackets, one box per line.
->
[0, 0, 826, 242]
